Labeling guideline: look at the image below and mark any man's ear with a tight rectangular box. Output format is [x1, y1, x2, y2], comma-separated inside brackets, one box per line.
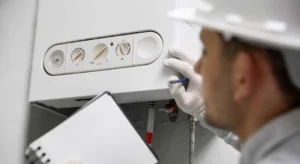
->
[233, 50, 259, 101]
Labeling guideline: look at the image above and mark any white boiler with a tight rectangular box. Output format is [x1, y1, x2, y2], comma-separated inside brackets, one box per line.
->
[29, 0, 201, 112]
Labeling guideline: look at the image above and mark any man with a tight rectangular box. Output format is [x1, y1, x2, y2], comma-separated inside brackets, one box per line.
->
[164, 0, 300, 163]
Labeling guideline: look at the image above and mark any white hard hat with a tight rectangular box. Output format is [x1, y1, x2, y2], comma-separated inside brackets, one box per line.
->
[168, 0, 300, 89]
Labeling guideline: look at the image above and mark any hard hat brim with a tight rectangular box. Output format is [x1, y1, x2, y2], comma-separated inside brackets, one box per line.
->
[168, 8, 300, 51]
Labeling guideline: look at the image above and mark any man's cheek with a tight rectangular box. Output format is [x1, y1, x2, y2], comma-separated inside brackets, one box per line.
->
[202, 79, 210, 105]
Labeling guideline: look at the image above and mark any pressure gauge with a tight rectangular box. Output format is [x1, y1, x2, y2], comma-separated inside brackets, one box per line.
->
[49, 50, 65, 68]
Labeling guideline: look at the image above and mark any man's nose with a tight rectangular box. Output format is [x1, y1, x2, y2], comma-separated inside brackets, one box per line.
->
[194, 56, 203, 75]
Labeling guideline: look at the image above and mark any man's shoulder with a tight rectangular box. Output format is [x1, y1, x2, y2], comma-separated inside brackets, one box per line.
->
[257, 132, 300, 164]
[240, 110, 300, 164]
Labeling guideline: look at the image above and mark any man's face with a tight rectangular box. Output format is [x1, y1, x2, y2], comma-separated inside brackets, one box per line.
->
[194, 28, 241, 130]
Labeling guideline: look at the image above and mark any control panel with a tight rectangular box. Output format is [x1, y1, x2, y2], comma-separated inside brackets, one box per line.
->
[44, 32, 163, 75]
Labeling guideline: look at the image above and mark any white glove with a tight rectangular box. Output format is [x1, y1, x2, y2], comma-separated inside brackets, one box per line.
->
[164, 46, 204, 120]
[164, 46, 241, 151]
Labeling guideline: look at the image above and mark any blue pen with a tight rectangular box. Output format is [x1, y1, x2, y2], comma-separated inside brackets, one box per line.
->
[170, 77, 189, 84]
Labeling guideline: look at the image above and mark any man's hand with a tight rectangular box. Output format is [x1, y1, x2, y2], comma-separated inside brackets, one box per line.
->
[164, 46, 204, 120]
[164, 46, 241, 150]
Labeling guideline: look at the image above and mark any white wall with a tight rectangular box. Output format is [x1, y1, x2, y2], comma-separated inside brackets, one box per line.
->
[0, 0, 38, 163]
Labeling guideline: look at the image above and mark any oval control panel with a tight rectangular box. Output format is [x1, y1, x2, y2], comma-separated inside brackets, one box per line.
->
[44, 31, 163, 75]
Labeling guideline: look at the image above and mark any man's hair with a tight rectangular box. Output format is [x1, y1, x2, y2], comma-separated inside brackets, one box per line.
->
[223, 37, 300, 109]
[264, 49, 300, 108]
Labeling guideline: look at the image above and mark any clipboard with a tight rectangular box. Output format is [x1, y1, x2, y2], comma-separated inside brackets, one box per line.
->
[26, 92, 158, 164]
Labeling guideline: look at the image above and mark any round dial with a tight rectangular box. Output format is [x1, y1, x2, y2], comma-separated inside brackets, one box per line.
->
[49, 50, 64, 68]
[116, 40, 130, 56]
[92, 44, 108, 64]
[71, 48, 85, 62]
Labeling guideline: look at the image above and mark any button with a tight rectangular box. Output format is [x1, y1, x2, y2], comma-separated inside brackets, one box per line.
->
[49, 50, 65, 68]
[43, 44, 67, 75]
[136, 37, 158, 59]
[133, 32, 163, 66]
